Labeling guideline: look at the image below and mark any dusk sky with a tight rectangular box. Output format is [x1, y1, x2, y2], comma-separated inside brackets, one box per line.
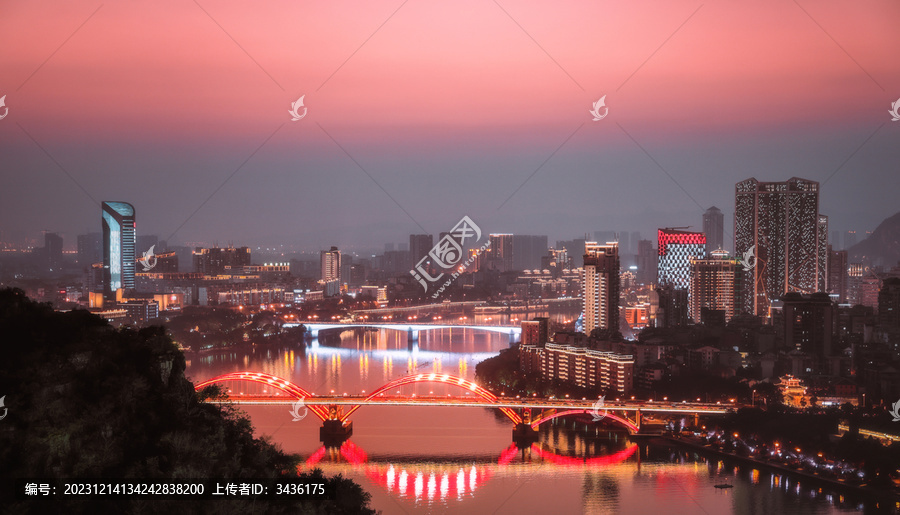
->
[2, 0, 899, 252]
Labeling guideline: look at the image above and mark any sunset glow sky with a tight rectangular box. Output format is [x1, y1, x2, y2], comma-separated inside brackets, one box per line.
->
[2, 0, 899, 250]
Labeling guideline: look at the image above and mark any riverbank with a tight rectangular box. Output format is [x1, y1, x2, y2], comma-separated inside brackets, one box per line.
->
[660, 434, 900, 506]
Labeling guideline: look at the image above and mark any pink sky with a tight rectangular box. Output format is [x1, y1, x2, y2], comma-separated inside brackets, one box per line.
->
[4, 0, 898, 142]
[2, 1, 899, 248]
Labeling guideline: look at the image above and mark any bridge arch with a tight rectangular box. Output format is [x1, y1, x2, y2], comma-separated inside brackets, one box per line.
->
[529, 409, 639, 433]
[341, 373, 522, 424]
[194, 372, 329, 420]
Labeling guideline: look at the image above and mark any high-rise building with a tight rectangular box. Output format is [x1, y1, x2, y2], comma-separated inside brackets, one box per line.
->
[689, 250, 741, 323]
[77, 232, 102, 266]
[830, 230, 842, 251]
[512, 234, 548, 271]
[521, 317, 550, 346]
[321, 246, 341, 282]
[827, 246, 848, 303]
[734, 177, 826, 317]
[703, 206, 724, 254]
[409, 234, 434, 264]
[657, 228, 706, 290]
[635, 239, 657, 285]
[486, 234, 514, 272]
[818, 214, 829, 292]
[44, 232, 63, 270]
[582, 242, 619, 335]
[102, 201, 136, 300]
[557, 238, 587, 268]
[774, 292, 833, 359]
[879, 278, 900, 329]
[192, 246, 251, 275]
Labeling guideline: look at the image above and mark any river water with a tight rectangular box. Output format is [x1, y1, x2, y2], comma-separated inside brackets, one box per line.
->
[183, 316, 868, 514]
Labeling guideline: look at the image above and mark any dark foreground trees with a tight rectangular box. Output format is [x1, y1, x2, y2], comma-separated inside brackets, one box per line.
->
[0, 288, 377, 514]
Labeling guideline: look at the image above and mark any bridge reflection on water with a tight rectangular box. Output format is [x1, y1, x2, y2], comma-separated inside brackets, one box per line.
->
[303, 439, 638, 505]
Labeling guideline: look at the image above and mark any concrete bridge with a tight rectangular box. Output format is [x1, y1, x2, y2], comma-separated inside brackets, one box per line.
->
[286, 322, 521, 343]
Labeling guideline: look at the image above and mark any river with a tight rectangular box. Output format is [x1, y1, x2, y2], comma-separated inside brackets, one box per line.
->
[183, 319, 868, 514]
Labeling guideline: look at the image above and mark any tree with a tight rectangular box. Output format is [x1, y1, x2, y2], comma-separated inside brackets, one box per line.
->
[0, 288, 376, 514]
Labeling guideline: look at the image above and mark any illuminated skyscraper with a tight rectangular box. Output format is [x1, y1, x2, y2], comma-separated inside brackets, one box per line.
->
[657, 228, 706, 290]
[689, 250, 742, 323]
[582, 241, 619, 335]
[703, 206, 724, 254]
[734, 177, 826, 317]
[321, 246, 341, 282]
[102, 201, 136, 300]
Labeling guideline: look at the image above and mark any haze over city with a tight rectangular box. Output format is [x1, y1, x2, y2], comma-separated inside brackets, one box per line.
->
[2, 0, 899, 251]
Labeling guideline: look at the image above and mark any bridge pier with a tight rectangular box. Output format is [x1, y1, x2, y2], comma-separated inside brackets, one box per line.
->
[512, 423, 539, 448]
[320, 419, 353, 447]
[407, 328, 419, 343]
[509, 331, 518, 345]
[320, 404, 353, 446]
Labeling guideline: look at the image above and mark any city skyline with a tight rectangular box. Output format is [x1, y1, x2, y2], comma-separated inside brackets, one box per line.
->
[2, 1, 899, 250]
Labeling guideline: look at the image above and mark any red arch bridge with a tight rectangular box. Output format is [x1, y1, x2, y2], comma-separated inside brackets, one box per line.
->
[194, 372, 731, 445]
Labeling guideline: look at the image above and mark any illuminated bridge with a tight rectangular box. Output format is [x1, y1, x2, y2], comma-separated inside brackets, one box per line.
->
[195, 372, 731, 445]
[285, 322, 521, 342]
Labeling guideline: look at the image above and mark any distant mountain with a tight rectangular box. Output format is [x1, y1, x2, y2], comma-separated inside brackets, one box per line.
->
[848, 211, 900, 266]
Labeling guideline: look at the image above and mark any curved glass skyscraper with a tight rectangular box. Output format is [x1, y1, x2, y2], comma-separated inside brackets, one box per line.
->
[102, 201, 136, 299]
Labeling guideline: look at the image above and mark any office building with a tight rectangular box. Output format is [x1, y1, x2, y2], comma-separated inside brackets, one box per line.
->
[703, 206, 724, 254]
[734, 177, 826, 317]
[102, 201, 136, 300]
[657, 228, 706, 290]
[583, 241, 619, 335]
